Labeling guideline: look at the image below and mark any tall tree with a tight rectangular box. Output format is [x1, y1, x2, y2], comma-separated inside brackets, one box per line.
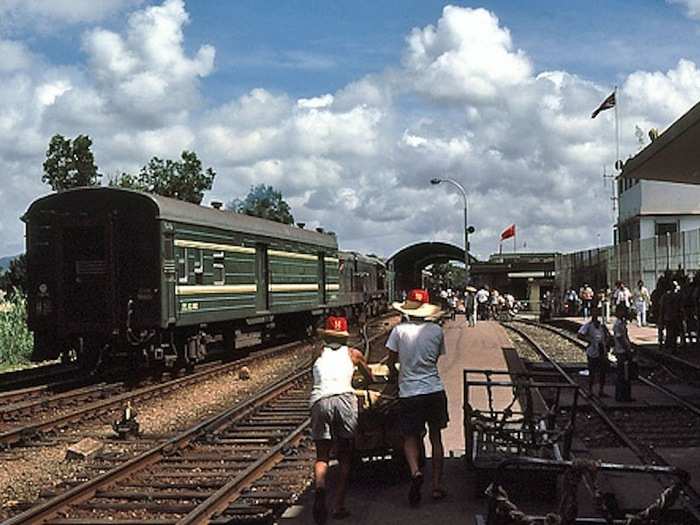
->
[112, 150, 215, 204]
[228, 184, 294, 224]
[0, 254, 27, 296]
[42, 134, 100, 191]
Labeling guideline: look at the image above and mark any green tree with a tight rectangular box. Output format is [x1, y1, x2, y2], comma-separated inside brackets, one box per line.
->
[228, 184, 294, 224]
[112, 150, 215, 204]
[0, 254, 27, 297]
[42, 134, 100, 191]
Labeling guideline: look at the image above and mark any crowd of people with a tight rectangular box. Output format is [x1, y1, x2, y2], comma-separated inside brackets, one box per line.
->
[557, 268, 698, 353]
[403, 285, 519, 327]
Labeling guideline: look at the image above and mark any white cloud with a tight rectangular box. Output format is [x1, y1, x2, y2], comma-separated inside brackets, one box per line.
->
[668, 0, 700, 20]
[0, 0, 141, 29]
[403, 6, 532, 103]
[2, 2, 700, 263]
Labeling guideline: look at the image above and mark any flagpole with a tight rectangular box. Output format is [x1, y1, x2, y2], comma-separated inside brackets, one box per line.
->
[614, 85, 620, 170]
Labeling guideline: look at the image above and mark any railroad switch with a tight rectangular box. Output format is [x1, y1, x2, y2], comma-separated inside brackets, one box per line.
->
[112, 402, 140, 439]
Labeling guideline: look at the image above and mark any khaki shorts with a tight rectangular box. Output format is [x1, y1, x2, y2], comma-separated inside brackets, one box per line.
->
[311, 393, 358, 441]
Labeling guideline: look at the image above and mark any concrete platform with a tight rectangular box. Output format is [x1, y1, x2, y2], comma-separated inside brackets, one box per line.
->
[282, 318, 518, 524]
[560, 317, 659, 346]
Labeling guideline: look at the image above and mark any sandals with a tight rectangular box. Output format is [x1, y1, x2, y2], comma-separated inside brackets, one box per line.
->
[408, 471, 424, 506]
[432, 487, 448, 500]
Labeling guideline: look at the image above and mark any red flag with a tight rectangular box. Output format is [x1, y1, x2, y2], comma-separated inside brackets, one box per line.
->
[500, 224, 516, 241]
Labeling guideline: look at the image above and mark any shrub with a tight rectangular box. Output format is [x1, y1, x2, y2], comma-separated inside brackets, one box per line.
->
[0, 290, 34, 365]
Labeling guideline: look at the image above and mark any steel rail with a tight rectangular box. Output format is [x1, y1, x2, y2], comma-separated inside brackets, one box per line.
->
[0, 340, 303, 448]
[504, 320, 700, 523]
[515, 319, 700, 417]
[3, 365, 311, 525]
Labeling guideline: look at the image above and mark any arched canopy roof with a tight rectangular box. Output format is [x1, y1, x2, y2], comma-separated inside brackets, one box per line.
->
[387, 242, 479, 292]
[387, 241, 477, 273]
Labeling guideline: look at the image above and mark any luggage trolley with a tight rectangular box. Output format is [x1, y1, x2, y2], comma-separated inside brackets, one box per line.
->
[463, 369, 580, 497]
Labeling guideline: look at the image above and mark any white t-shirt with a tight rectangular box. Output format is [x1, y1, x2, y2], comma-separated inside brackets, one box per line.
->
[386, 322, 446, 398]
[577, 321, 608, 358]
[476, 289, 489, 303]
[309, 345, 355, 406]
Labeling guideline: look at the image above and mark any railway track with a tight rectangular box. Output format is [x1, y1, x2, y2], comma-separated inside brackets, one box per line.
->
[0, 341, 304, 449]
[0, 364, 87, 394]
[503, 319, 700, 522]
[4, 364, 313, 525]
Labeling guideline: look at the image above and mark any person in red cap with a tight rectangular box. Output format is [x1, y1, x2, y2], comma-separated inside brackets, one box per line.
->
[310, 315, 373, 524]
[386, 289, 448, 506]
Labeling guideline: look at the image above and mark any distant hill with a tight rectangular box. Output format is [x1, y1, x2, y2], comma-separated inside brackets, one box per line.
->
[0, 254, 20, 272]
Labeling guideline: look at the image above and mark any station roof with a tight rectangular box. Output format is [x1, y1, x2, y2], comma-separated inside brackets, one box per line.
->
[386, 241, 478, 271]
[621, 98, 700, 184]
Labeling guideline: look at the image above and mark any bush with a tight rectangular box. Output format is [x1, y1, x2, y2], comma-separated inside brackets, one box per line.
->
[0, 290, 34, 366]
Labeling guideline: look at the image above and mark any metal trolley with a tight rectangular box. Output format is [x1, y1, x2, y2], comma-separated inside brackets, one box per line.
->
[463, 369, 580, 496]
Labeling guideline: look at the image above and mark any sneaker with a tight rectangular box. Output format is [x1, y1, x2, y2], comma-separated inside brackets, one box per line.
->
[313, 488, 327, 525]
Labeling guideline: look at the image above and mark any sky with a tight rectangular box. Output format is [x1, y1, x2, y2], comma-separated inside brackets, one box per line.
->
[2, 0, 700, 261]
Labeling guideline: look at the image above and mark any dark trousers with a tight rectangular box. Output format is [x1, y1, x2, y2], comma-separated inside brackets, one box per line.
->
[615, 354, 632, 401]
[665, 320, 680, 352]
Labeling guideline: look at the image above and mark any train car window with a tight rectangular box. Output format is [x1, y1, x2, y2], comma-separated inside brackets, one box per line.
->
[213, 263, 225, 285]
[177, 248, 188, 284]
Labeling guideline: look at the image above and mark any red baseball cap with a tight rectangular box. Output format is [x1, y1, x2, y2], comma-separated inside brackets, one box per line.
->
[319, 315, 350, 339]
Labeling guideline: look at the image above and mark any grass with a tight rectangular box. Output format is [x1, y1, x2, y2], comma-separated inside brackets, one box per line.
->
[0, 290, 34, 367]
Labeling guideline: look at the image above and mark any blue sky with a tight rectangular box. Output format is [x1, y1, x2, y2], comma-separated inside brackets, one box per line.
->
[1, 0, 700, 259]
[12, 1, 700, 102]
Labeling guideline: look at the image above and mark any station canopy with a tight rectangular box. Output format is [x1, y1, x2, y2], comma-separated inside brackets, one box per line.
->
[621, 98, 700, 184]
[387, 241, 478, 292]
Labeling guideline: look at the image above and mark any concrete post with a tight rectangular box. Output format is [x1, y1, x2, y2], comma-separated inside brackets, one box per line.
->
[653, 235, 658, 284]
[666, 232, 671, 270]
[627, 240, 632, 285]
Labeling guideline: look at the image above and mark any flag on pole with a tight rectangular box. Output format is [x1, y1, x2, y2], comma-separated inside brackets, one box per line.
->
[591, 91, 616, 119]
[500, 224, 516, 241]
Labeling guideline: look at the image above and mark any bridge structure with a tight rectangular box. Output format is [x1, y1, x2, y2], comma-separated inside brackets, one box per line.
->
[386, 241, 478, 298]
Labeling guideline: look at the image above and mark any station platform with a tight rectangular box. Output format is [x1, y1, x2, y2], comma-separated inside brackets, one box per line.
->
[282, 318, 515, 524]
[558, 316, 659, 346]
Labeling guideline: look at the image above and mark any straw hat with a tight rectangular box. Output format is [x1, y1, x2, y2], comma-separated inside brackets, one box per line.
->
[392, 289, 444, 319]
[466, 286, 477, 293]
[318, 315, 350, 340]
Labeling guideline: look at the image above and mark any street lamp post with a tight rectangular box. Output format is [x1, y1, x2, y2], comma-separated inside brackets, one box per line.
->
[430, 177, 470, 286]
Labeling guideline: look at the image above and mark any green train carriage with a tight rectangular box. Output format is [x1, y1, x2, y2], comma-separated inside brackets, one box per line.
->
[24, 187, 341, 369]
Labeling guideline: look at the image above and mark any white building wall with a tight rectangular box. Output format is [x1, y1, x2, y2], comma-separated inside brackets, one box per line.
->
[640, 180, 700, 214]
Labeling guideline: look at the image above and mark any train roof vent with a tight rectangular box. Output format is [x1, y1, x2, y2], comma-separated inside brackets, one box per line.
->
[210, 201, 223, 210]
[315, 227, 324, 234]
[296, 222, 306, 229]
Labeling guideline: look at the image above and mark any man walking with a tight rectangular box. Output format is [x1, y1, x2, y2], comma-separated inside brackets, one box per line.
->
[386, 289, 449, 507]
[577, 308, 610, 397]
[465, 286, 477, 327]
[633, 280, 650, 327]
[310, 316, 373, 524]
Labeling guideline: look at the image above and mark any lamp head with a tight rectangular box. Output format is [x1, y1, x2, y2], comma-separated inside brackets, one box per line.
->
[430, 178, 442, 185]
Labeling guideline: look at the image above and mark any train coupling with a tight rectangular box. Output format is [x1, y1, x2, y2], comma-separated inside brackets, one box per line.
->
[112, 401, 140, 439]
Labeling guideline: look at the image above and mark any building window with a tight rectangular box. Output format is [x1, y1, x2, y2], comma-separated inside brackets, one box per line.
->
[655, 222, 678, 237]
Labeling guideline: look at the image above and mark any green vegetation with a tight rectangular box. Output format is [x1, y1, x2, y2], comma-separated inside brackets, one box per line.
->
[228, 184, 295, 224]
[111, 150, 216, 205]
[43, 134, 101, 191]
[0, 290, 33, 367]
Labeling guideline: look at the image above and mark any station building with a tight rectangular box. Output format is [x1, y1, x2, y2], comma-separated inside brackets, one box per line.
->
[557, 98, 700, 293]
[470, 252, 556, 309]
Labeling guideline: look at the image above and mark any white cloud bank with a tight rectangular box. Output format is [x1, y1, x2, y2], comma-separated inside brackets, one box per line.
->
[1, 1, 700, 262]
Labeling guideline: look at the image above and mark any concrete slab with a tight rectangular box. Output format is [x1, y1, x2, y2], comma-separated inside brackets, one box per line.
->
[438, 319, 516, 456]
[280, 458, 485, 525]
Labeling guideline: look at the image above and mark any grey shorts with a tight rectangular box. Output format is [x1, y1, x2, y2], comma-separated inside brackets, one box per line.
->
[311, 393, 358, 441]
